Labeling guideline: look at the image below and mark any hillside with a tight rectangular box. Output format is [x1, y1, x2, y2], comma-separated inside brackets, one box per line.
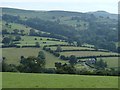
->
[88, 11, 117, 20]
[2, 7, 118, 52]
[1, 7, 119, 77]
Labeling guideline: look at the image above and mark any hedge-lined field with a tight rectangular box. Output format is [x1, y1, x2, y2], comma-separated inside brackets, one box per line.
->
[60, 51, 118, 57]
[99, 57, 118, 68]
[17, 36, 67, 46]
[2, 72, 118, 88]
[2, 48, 66, 68]
[50, 46, 94, 50]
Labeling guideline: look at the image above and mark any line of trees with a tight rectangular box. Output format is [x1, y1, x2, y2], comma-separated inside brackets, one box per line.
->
[2, 52, 120, 76]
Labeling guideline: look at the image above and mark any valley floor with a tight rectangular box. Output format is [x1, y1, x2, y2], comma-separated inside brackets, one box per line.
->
[2, 72, 118, 88]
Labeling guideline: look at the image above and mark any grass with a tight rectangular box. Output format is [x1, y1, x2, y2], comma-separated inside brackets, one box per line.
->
[17, 36, 67, 46]
[2, 22, 31, 34]
[2, 72, 118, 88]
[2, 48, 66, 68]
[50, 46, 94, 50]
[60, 51, 118, 57]
[2, 21, 48, 34]
[2, 8, 89, 31]
[3, 35, 68, 46]
[99, 57, 118, 68]
[79, 57, 119, 68]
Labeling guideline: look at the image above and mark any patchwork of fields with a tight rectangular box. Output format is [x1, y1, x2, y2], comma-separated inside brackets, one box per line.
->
[1, 10, 119, 88]
[2, 48, 67, 68]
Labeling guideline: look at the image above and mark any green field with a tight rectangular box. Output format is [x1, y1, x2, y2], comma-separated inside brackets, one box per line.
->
[60, 51, 118, 57]
[80, 57, 119, 68]
[17, 36, 67, 46]
[2, 21, 48, 34]
[2, 47, 119, 68]
[2, 48, 67, 68]
[2, 72, 118, 88]
[2, 22, 31, 34]
[3, 35, 68, 46]
[99, 57, 118, 68]
[50, 46, 94, 50]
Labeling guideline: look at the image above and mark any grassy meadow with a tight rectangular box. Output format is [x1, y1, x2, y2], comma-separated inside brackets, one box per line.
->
[17, 36, 67, 46]
[2, 48, 66, 68]
[99, 57, 118, 68]
[2, 72, 118, 88]
[50, 46, 94, 50]
[60, 51, 118, 57]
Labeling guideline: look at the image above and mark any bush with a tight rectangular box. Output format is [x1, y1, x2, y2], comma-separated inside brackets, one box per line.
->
[43, 68, 56, 74]
[60, 55, 66, 60]
[55, 63, 76, 74]
[34, 38, 37, 40]
[53, 52, 60, 57]
[6, 64, 19, 72]
[15, 36, 21, 41]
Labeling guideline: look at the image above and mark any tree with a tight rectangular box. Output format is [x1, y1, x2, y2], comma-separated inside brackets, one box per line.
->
[2, 57, 7, 72]
[37, 51, 46, 66]
[38, 51, 46, 60]
[60, 55, 66, 60]
[56, 45, 62, 52]
[15, 36, 21, 41]
[55, 62, 76, 74]
[77, 41, 82, 47]
[34, 38, 37, 40]
[69, 55, 77, 65]
[68, 39, 74, 45]
[35, 42, 40, 47]
[2, 29, 9, 34]
[20, 56, 25, 64]
[2, 37, 11, 45]
[13, 29, 19, 34]
[29, 29, 36, 36]
[95, 59, 107, 69]
[19, 56, 45, 73]
[20, 30, 25, 35]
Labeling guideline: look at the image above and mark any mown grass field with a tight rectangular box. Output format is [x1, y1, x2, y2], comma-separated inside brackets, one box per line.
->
[50, 46, 94, 50]
[99, 57, 118, 68]
[2, 72, 118, 88]
[17, 36, 67, 46]
[60, 51, 118, 57]
[2, 48, 67, 68]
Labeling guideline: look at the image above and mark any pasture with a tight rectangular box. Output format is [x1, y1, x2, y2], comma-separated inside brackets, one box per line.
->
[2, 48, 66, 68]
[2, 72, 118, 88]
[99, 57, 118, 68]
[50, 46, 94, 50]
[2, 21, 48, 34]
[2, 22, 31, 34]
[60, 51, 118, 57]
[17, 36, 67, 46]
[79, 57, 119, 68]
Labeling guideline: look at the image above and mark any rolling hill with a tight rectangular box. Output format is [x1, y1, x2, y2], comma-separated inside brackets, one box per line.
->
[1, 7, 119, 88]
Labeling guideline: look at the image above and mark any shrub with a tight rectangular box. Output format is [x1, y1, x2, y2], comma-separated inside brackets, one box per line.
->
[53, 52, 60, 57]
